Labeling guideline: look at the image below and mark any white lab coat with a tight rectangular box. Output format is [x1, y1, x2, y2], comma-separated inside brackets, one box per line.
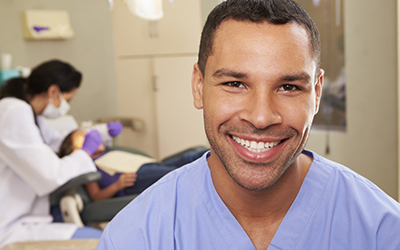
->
[0, 97, 97, 248]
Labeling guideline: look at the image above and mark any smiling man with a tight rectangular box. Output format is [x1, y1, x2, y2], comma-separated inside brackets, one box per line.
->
[97, 1, 400, 249]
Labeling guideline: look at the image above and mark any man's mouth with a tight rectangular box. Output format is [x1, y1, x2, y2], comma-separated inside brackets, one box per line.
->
[231, 135, 282, 153]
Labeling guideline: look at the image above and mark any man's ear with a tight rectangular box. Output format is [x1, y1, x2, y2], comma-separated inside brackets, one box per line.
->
[192, 63, 204, 109]
[314, 69, 324, 115]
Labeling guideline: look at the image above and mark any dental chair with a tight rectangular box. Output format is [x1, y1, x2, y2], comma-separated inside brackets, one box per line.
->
[50, 172, 138, 229]
[51, 145, 208, 229]
[43, 115, 148, 228]
[50, 145, 148, 229]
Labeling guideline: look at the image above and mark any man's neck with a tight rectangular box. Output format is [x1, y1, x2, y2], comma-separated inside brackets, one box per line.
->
[209, 153, 313, 249]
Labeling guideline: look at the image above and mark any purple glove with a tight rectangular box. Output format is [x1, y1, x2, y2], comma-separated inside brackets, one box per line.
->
[108, 121, 123, 137]
[82, 130, 102, 156]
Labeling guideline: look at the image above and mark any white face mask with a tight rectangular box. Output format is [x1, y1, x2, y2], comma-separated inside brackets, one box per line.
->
[42, 90, 71, 119]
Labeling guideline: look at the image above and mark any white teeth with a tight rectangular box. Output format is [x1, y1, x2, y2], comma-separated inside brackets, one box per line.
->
[258, 142, 265, 152]
[232, 136, 280, 152]
[265, 142, 274, 149]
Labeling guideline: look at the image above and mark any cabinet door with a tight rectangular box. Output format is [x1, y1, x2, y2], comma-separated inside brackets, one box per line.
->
[112, 0, 202, 57]
[115, 58, 158, 158]
[154, 56, 208, 159]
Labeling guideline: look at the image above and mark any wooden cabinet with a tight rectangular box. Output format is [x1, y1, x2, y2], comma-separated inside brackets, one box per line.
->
[112, 0, 208, 159]
[154, 56, 207, 158]
[114, 58, 159, 157]
[115, 56, 208, 159]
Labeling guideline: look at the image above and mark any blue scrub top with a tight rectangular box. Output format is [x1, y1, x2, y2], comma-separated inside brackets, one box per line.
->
[97, 151, 400, 250]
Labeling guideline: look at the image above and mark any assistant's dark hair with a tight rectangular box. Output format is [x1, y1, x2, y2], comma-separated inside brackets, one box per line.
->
[0, 59, 82, 103]
[0, 77, 29, 102]
[198, 0, 321, 76]
[59, 130, 75, 158]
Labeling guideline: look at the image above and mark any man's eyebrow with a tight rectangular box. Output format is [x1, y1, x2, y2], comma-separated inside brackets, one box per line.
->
[212, 69, 313, 83]
[280, 72, 312, 83]
[212, 68, 248, 79]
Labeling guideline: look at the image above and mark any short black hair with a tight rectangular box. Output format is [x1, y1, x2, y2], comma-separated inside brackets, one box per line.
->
[198, 0, 321, 77]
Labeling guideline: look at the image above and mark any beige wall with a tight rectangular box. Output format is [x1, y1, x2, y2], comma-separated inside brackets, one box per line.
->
[307, 0, 398, 199]
[202, 0, 222, 22]
[0, 0, 118, 122]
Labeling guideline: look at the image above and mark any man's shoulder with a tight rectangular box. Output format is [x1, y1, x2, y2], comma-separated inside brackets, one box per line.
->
[309, 151, 400, 211]
[291, 151, 400, 249]
[312, 152, 386, 190]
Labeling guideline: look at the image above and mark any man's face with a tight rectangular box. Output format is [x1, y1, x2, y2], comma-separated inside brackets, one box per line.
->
[192, 20, 323, 191]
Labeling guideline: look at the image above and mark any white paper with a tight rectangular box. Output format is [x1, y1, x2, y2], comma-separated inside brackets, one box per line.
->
[94, 151, 156, 176]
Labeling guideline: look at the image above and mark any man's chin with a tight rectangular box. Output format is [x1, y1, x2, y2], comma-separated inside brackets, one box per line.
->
[232, 174, 278, 191]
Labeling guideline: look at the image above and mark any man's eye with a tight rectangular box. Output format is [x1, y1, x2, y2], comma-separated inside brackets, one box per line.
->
[225, 81, 244, 88]
[279, 84, 298, 91]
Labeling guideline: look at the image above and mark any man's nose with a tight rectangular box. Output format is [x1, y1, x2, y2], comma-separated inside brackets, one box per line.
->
[238, 90, 282, 129]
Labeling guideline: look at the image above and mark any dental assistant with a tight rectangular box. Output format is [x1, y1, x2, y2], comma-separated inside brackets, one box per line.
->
[0, 59, 104, 248]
